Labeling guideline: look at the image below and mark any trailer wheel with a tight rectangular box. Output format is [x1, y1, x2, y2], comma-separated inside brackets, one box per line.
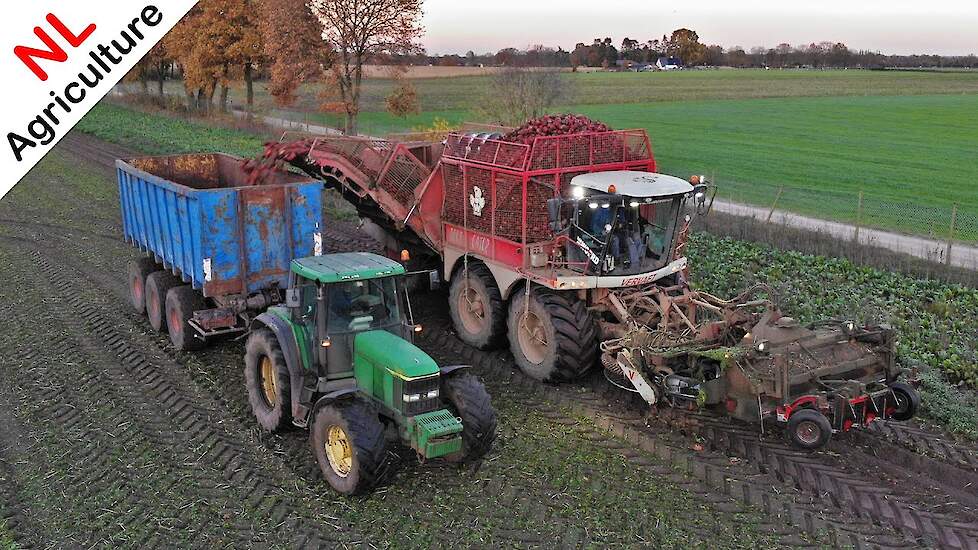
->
[441, 372, 497, 462]
[310, 399, 389, 496]
[127, 257, 158, 314]
[787, 409, 832, 449]
[448, 263, 505, 349]
[244, 328, 292, 432]
[145, 271, 181, 332]
[889, 382, 920, 422]
[164, 286, 206, 351]
[507, 287, 598, 382]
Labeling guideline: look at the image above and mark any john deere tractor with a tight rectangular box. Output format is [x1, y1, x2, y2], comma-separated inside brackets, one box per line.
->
[244, 252, 497, 495]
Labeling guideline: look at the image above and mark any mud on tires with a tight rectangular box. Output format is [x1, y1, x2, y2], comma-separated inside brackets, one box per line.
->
[448, 262, 506, 349]
[889, 381, 920, 422]
[127, 257, 158, 314]
[507, 287, 598, 382]
[164, 286, 206, 351]
[244, 328, 293, 432]
[442, 371, 497, 462]
[145, 271, 181, 332]
[787, 409, 832, 449]
[310, 399, 389, 496]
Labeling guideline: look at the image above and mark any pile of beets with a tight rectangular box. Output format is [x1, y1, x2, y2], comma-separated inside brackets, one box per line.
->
[503, 114, 612, 144]
[242, 139, 317, 186]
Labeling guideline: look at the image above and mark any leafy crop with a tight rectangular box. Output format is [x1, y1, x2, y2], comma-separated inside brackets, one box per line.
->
[688, 233, 978, 438]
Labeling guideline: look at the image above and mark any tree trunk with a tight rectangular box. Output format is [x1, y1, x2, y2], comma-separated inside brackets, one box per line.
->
[157, 61, 165, 97]
[186, 90, 195, 111]
[220, 84, 230, 113]
[244, 63, 254, 108]
[140, 78, 149, 94]
[197, 88, 209, 115]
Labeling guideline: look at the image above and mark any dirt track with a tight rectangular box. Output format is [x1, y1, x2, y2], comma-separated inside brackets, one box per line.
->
[0, 131, 976, 549]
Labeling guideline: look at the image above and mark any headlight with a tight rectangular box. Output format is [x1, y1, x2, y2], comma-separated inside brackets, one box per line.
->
[572, 186, 585, 199]
[403, 393, 422, 402]
[425, 389, 439, 399]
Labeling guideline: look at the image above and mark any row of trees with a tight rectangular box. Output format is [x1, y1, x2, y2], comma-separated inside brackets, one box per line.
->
[129, 0, 424, 134]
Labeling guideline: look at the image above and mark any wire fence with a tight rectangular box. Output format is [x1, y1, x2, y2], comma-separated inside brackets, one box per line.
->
[711, 179, 978, 270]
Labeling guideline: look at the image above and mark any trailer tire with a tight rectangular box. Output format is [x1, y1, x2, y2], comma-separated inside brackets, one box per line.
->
[787, 409, 832, 450]
[145, 271, 181, 333]
[244, 328, 292, 432]
[448, 262, 505, 349]
[507, 287, 598, 382]
[889, 382, 920, 422]
[127, 257, 158, 314]
[442, 372, 497, 462]
[164, 286, 206, 351]
[311, 399, 389, 496]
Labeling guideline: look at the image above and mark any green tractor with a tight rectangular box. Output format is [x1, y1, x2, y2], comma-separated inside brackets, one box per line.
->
[243, 252, 497, 495]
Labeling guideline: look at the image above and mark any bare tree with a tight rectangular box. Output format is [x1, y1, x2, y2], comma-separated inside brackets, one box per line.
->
[477, 68, 570, 126]
[308, 0, 424, 135]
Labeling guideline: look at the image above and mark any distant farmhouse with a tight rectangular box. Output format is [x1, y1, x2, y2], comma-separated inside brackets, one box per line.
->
[656, 56, 683, 70]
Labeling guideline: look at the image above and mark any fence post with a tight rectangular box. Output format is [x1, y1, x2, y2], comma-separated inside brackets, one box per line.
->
[766, 185, 784, 223]
[946, 203, 958, 266]
[854, 190, 864, 243]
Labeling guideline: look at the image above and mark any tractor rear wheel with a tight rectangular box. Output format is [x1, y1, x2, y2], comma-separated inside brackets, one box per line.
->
[127, 257, 158, 314]
[507, 287, 598, 382]
[787, 409, 832, 449]
[145, 271, 181, 332]
[442, 371, 497, 462]
[164, 286, 206, 351]
[448, 263, 505, 349]
[310, 399, 389, 496]
[889, 382, 920, 422]
[244, 328, 292, 432]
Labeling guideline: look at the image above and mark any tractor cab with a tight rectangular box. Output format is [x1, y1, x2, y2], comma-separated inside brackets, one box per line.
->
[551, 171, 707, 276]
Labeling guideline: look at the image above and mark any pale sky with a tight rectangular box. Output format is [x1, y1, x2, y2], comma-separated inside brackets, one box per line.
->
[421, 0, 978, 56]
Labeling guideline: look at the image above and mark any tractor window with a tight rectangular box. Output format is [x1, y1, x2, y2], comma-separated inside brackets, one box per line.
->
[293, 276, 318, 321]
[327, 278, 402, 333]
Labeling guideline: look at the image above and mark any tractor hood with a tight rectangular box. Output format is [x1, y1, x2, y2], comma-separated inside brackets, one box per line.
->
[353, 330, 439, 379]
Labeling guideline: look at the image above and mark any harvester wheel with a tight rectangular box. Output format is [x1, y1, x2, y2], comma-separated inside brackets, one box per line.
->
[787, 409, 832, 449]
[448, 262, 506, 349]
[244, 328, 292, 432]
[127, 257, 158, 314]
[310, 399, 389, 496]
[889, 382, 920, 422]
[145, 271, 181, 332]
[164, 286, 206, 351]
[441, 372, 497, 462]
[507, 287, 598, 382]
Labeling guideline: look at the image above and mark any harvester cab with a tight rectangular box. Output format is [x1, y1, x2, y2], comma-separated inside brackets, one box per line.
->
[548, 171, 709, 278]
[245, 252, 497, 495]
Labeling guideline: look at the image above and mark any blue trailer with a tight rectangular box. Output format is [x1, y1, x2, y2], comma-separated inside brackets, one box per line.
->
[118, 152, 324, 350]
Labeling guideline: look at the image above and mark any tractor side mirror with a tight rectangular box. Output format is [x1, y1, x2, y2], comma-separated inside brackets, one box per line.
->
[285, 288, 301, 308]
[547, 198, 563, 232]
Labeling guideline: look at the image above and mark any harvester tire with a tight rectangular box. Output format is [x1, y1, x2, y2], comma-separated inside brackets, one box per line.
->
[310, 399, 389, 496]
[889, 382, 920, 422]
[244, 328, 292, 432]
[127, 257, 158, 314]
[164, 286, 206, 351]
[442, 372, 497, 462]
[507, 287, 598, 382]
[145, 271, 181, 333]
[787, 409, 832, 450]
[448, 262, 505, 349]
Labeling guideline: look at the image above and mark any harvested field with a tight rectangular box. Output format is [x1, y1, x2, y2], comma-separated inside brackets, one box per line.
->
[2, 130, 978, 548]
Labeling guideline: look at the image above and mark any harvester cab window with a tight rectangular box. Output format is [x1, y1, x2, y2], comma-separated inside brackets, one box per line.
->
[327, 278, 402, 333]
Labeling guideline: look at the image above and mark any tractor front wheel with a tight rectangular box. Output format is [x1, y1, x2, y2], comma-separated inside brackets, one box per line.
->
[310, 400, 389, 496]
[244, 328, 292, 432]
[507, 287, 598, 382]
[448, 263, 505, 349]
[787, 409, 832, 449]
[164, 286, 206, 351]
[145, 271, 181, 332]
[442, 372, 497, 462]
[889, 382, 920, 422]
[127, 257, 158, 314]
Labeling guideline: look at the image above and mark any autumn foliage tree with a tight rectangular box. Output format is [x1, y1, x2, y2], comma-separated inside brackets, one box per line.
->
[666, 28, 706, 66]
[308, 0, 424, 134]
[385, 68, 420, 118]
[259, 0, 332, 107]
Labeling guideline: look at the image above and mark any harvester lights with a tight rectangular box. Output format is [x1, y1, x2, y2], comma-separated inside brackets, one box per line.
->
[572, 186, 586, 199]
[629, 201, 640, 208]
[321, 338, 332, 348]
[413, 324, 424, 333]
[588, 202, 599, 209]
[600, 203, 610, 209]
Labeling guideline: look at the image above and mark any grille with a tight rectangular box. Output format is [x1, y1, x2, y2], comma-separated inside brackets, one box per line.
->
[402, 375, 441, 416]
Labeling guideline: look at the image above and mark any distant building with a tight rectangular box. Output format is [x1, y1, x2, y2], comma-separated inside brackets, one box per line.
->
[656, 57, 683, 70]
